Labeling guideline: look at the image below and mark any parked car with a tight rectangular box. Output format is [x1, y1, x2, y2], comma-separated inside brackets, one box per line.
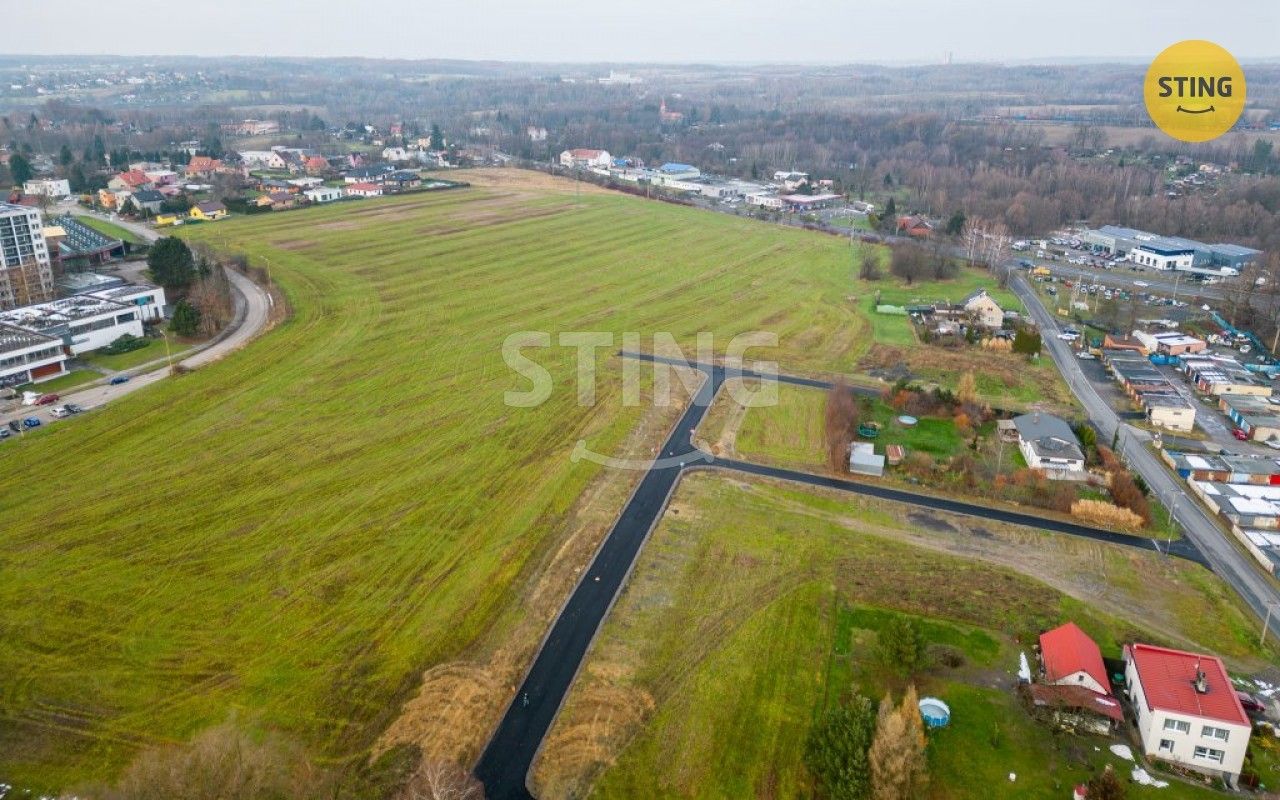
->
[0, 428, 9, 439]
[22, 417, 41, 429]
[1233, 429, 1250, 441]
[1267, 438, 1280, 451]
[1076, 352, 1096, 360]
[6, 420, 19, 433]
[64, 403, 83, 414]
[51, 406, 72, 419]
[109, 375, 130, 385]
[1133, 280, 1149, 288]
[35, 393, 59, 405]
[1237, 691, 1266, 714]
[1057, 332, 1080, 341]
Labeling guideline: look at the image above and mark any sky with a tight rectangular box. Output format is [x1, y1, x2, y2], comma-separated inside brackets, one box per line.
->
[4, 0, 1279, 64]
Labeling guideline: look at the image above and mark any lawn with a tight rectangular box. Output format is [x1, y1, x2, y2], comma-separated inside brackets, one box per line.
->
[75, 215, 144, 245]
[17, 369, 101, 394]
[534, 472, 1269, 799]
[0, 172, 877, 790]
[79, 338, 193, 372]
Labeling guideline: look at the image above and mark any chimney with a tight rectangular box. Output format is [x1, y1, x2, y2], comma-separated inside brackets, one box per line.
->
[1193, 668, 1209, 694]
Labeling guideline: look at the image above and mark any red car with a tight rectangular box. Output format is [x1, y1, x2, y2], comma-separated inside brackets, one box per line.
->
[1233, 428, 1250, 441]
[1237, 691, 1266, 715]
[35, 393, 60, 406]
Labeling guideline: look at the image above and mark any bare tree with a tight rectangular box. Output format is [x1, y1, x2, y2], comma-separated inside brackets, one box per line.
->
[825, 379, 858, 472]
[397, 759, 484, 800]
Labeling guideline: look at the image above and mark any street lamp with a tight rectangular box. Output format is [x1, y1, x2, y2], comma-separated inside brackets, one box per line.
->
[1261, 601, 1280, 649]
[161, 329, 174, 376]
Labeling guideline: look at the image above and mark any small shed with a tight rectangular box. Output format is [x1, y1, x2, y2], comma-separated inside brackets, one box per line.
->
[997, 419, 1019, 443]
[849, 443, 885, 477]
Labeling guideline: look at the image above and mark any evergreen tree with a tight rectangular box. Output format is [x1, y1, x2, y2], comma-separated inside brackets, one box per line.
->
[804, 694, 876, 800]
[944, 210, 967, 236]
[148, 237, 197, 291]
[170, 301, 201, 337]
[429, 124, 445, 151]
[876, 616, 927, 676]
[880, 197, 897, 233]
[8, 153, 33, 186]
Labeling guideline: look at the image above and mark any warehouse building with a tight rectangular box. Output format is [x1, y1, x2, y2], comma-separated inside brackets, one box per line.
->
[1081, 225, 1261, 276]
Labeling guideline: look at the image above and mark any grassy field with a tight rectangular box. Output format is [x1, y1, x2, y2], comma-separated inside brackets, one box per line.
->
[534, 473, 1273, 799]
[0, 172, 885, 790]
[17, 369, 101, 394]
[76, 216, 144, 245]
[79, 338, 193, 372]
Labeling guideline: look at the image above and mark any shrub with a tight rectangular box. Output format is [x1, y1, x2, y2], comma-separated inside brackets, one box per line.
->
[1109, 472, 1152, 525]
[1071, 499, 1144, 530]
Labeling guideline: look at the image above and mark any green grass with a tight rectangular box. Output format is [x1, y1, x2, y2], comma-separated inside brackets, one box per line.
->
[76, 215, 143, 244]
[80, 338, 193, 372]
[0, 177, 878, 790]
[537, 473, 1254, 799]
[17, 370, 101, 394]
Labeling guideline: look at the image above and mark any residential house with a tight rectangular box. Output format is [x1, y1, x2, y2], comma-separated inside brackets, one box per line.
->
[1123, 643, 1251, 784]
[128, 189, 166, 215]
[22, 178, 71, 197]
[382, 147, 412, 162]
[184, 156, 223, 179]
[304, 155, 330, 175]
[1024, 683, 1124, 736]
[1038, 622, 1109, 695]
[527, 126, 548, 142]
[304, 186, 343, 204]
[143, 169, 179, 186]
[188, 201, 228, 222]
[385, 170, 422, 192]
[1012, 412, 1086, 476]
[559, 149, 612, 169]
[238, 150, 287, 170]
[962, 288, 1004, 329]
[897, 215, 934, 238]
[345, 182, 383, 198]
[343, 164, 397, 184]
[107, 170, 153, 193]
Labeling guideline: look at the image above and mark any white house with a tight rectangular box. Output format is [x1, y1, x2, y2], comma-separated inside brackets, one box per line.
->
[237, 150, 287, 170]
[344, 182, 383, 198]
[305, 186, 343, 204]
[559, 149, 612, 169]
[963, 288, 1005, 329]
[22, 178, 71, 198]
[1012, 412, 1086, 475]
[1124, 643, 1251, 785]
[1039, 622, 1109, 695]
[382, 147, 413, 162]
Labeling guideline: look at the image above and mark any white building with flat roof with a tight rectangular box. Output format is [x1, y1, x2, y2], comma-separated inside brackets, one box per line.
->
[0, 292, 153, 355]
[0, 324, 67, 387]
[22, 178, 71, 198]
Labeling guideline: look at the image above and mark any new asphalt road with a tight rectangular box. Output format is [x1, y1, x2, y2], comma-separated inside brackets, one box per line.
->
[1011, 274, 1280, 620]
[474, 352, 1208, 798]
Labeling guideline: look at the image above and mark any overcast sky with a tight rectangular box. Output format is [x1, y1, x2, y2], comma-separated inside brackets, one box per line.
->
[4, 0, 1278, 64]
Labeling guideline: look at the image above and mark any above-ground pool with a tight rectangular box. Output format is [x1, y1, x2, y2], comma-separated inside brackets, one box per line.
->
[919, 697, 951, 728]
[897, 415, 918, 427]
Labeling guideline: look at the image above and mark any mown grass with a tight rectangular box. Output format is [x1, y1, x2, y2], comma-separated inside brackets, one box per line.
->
[17, 369, 101, 394]
[538, 473, 1253, 799]
[0, 177, 876, 790]
[79, 338, 192, 372]
[75, 216, 143, 244]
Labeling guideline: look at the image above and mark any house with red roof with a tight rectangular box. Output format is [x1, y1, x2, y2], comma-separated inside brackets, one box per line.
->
[1039, 622, 1110, 695]
[1123, 643, 1251, 783]
[558, 148, 612, 169]
[184, 156, 223, 179]
[107, 169, 153, 193]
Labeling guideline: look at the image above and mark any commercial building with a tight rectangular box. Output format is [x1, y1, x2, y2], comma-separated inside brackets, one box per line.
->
[1132, 330, 1207, 357]
[0, 284, 166, 356]
[559, 149, 612, 169]
[0, 324, 67, 387]
[1081, 225, 1261, 276]
[1143, 393, 1197, 432]
[0, 203, 54, 310]
[1181, 357, 1271, 397]
[1123, 643, 1251, 784]
[1219, 394, 1280, 441]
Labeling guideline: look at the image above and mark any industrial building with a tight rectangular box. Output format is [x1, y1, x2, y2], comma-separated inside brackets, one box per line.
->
[1219, 394, 1280, 441]
[0, 324, 67, 387]
[0, 283, 167, 357]
[1081, 225, 1261, 276]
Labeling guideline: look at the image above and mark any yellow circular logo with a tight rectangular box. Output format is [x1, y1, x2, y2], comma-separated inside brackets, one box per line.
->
[1144, 40, 1246, 142]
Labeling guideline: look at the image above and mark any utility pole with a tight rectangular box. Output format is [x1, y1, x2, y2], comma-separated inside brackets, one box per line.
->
[162, 329, 174, 375]
[1164, 497, 1178, 556]
[1261, 601, 1279, 648]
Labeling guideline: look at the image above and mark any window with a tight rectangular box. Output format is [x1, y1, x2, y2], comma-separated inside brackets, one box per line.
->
[1201, 725, 1230, 742]
[1193, 746, 1225, 764]
[1163, 718, 1191, 734]
[1159, 739, 1175, 753]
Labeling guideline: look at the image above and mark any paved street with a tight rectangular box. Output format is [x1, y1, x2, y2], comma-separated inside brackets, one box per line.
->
[1012, 274, 1280, 620]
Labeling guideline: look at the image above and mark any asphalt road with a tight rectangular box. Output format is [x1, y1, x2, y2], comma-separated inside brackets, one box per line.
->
[474, 364, 725, 800]
[1012, 274, 1280, 620]
[712, 458, 1203, 562]
[0, 212, 272, 436]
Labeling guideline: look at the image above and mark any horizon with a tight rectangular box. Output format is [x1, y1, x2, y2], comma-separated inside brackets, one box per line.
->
[5, 0, 1279, 65]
